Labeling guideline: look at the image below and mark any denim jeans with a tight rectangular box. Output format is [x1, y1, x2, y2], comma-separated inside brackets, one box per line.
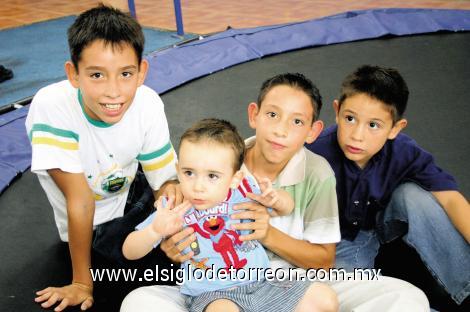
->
[335, 183, 470, 305]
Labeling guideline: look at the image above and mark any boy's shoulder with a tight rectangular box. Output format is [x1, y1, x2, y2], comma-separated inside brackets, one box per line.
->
[381, 132, 433, 167]
[129, 84, 165, 113]
[33, 80, 76, 107]
[27, 80, 79, 126]
[302, 147, 336, 182]
[306, 125, 343, 164]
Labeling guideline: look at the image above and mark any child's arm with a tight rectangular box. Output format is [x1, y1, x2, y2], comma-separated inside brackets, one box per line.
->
[122, 198, 191, 260]
[35, 169, 94, 311]
[433, 190, 470, 243]
[247, 178, 294, 216]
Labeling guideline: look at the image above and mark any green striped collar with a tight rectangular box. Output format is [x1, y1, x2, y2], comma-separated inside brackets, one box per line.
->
[78, 89, 113, 128]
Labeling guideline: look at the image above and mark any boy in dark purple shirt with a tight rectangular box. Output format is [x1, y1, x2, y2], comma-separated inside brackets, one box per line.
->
[306, 65, 469, 306]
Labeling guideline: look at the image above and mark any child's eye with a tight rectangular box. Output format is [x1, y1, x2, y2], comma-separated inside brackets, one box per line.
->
[90, 73, 103, 79]
[345, 115, 355, 123]
[122, 71, 133, 78]
[267, 112, 277, 118]
[369, 122, 380, 129]
[208, 173, 219, 180]
[293, 119, 304, 126]
[184, 170, 193, 177]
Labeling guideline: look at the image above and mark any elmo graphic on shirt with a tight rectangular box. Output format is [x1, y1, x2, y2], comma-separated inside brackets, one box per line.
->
[189, 215, 247, 269]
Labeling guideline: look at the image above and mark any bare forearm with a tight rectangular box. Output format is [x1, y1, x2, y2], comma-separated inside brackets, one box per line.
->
[123, 227, 162, 260]
[262, 226, 335, 269]
[67, 200, 94, 286]
[434, 191, 470, 243]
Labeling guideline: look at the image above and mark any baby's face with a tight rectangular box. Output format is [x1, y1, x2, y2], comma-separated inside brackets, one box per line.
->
[177, 140, 237, 210]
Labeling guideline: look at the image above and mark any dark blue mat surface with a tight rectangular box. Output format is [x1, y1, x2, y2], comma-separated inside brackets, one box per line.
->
[0, 15, 195, 108]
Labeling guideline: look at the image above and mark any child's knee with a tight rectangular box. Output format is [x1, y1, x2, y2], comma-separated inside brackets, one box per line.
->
[205, 299, 239, 312]
[297, 283, 338, 312]
[393, 183, 428, 205]
[391, 182, 442, 219]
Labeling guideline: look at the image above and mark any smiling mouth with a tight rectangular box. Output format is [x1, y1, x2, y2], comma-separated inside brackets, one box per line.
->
[101, 103, 123, 111]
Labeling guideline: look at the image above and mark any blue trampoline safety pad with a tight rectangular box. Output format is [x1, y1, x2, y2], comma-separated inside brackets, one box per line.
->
[144, 8, 470, 93]
[1, 8, 470, 193]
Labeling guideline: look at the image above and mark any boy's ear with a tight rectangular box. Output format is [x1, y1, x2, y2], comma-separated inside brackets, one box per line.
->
[137, 59, 149, 86]
[65, 61, 79, 88]
[247, 102, 259, 129]
[230, 170, 244, 189]
[305, 120, 324, 144]
[333, 100, 340, 124]
[388, 118, 408, 140]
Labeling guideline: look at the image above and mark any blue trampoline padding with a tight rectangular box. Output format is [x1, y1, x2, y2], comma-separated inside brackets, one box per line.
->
[1, 8, 470, 193]
[144, 8, 470, 93]
[0, 16, 195, 109]
[0, 106, 30, 193]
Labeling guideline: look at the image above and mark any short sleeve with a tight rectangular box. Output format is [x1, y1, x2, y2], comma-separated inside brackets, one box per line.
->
[136, 90, 177, 190]
[135, 211, 162, 248]
[25, 84, 83, 175]
[404, 145, 458, 192]
[303, 165, 341, 244]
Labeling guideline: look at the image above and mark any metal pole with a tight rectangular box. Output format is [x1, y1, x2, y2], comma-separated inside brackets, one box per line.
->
[173, 0, 185, 36]
[128, 0, 137, 18]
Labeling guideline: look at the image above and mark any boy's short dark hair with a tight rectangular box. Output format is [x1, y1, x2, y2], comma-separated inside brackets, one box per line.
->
[67, 5, 144, 70]
[257, 73, 323, 122]
[339, 65, 409, 122]
[179, 119, 245, 172]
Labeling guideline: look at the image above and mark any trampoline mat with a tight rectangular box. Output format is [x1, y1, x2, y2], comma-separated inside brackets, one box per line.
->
[0, 31, 468, 311]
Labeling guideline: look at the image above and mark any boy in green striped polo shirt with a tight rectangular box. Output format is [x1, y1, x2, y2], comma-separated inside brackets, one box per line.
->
[26, 5, 178, 311]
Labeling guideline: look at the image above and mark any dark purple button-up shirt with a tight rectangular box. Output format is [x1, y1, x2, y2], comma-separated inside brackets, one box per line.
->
[306, 125, 458, 240]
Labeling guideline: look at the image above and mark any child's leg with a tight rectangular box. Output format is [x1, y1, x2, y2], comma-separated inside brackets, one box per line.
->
[380, 182, 470, 304]
[205, 299, 239, 312]
[295, 282, 338, 312]
[122, 285, 187, 312]
[334, 230, 380, 271]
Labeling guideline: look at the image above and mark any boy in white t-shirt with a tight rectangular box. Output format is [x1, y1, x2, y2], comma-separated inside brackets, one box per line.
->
[26, 5, 178, 311]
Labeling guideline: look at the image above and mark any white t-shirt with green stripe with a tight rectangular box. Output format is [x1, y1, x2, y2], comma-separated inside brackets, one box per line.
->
[25, 80, 177, 241]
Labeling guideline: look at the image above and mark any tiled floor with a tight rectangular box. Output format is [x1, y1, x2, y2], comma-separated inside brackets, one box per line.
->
[1, 0, 469, 34]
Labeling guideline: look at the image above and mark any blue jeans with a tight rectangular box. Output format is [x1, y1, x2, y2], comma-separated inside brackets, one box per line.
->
[335, 183, 470, 304]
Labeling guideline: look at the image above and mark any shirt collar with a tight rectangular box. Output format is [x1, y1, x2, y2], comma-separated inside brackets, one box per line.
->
[78, 89, 113, 128]
[242, 136, 306, 187]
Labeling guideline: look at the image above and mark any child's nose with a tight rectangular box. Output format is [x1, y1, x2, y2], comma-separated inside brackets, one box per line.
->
[104, 77, 120, 98]
[273, 120, 288, 137]
[193, 178, 205, 192]
[351, 124, 365, 141]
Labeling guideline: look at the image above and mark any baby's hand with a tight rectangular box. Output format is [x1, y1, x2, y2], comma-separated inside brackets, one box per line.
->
[151, 197, 191, 237]
[247, 177, 279, 209]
